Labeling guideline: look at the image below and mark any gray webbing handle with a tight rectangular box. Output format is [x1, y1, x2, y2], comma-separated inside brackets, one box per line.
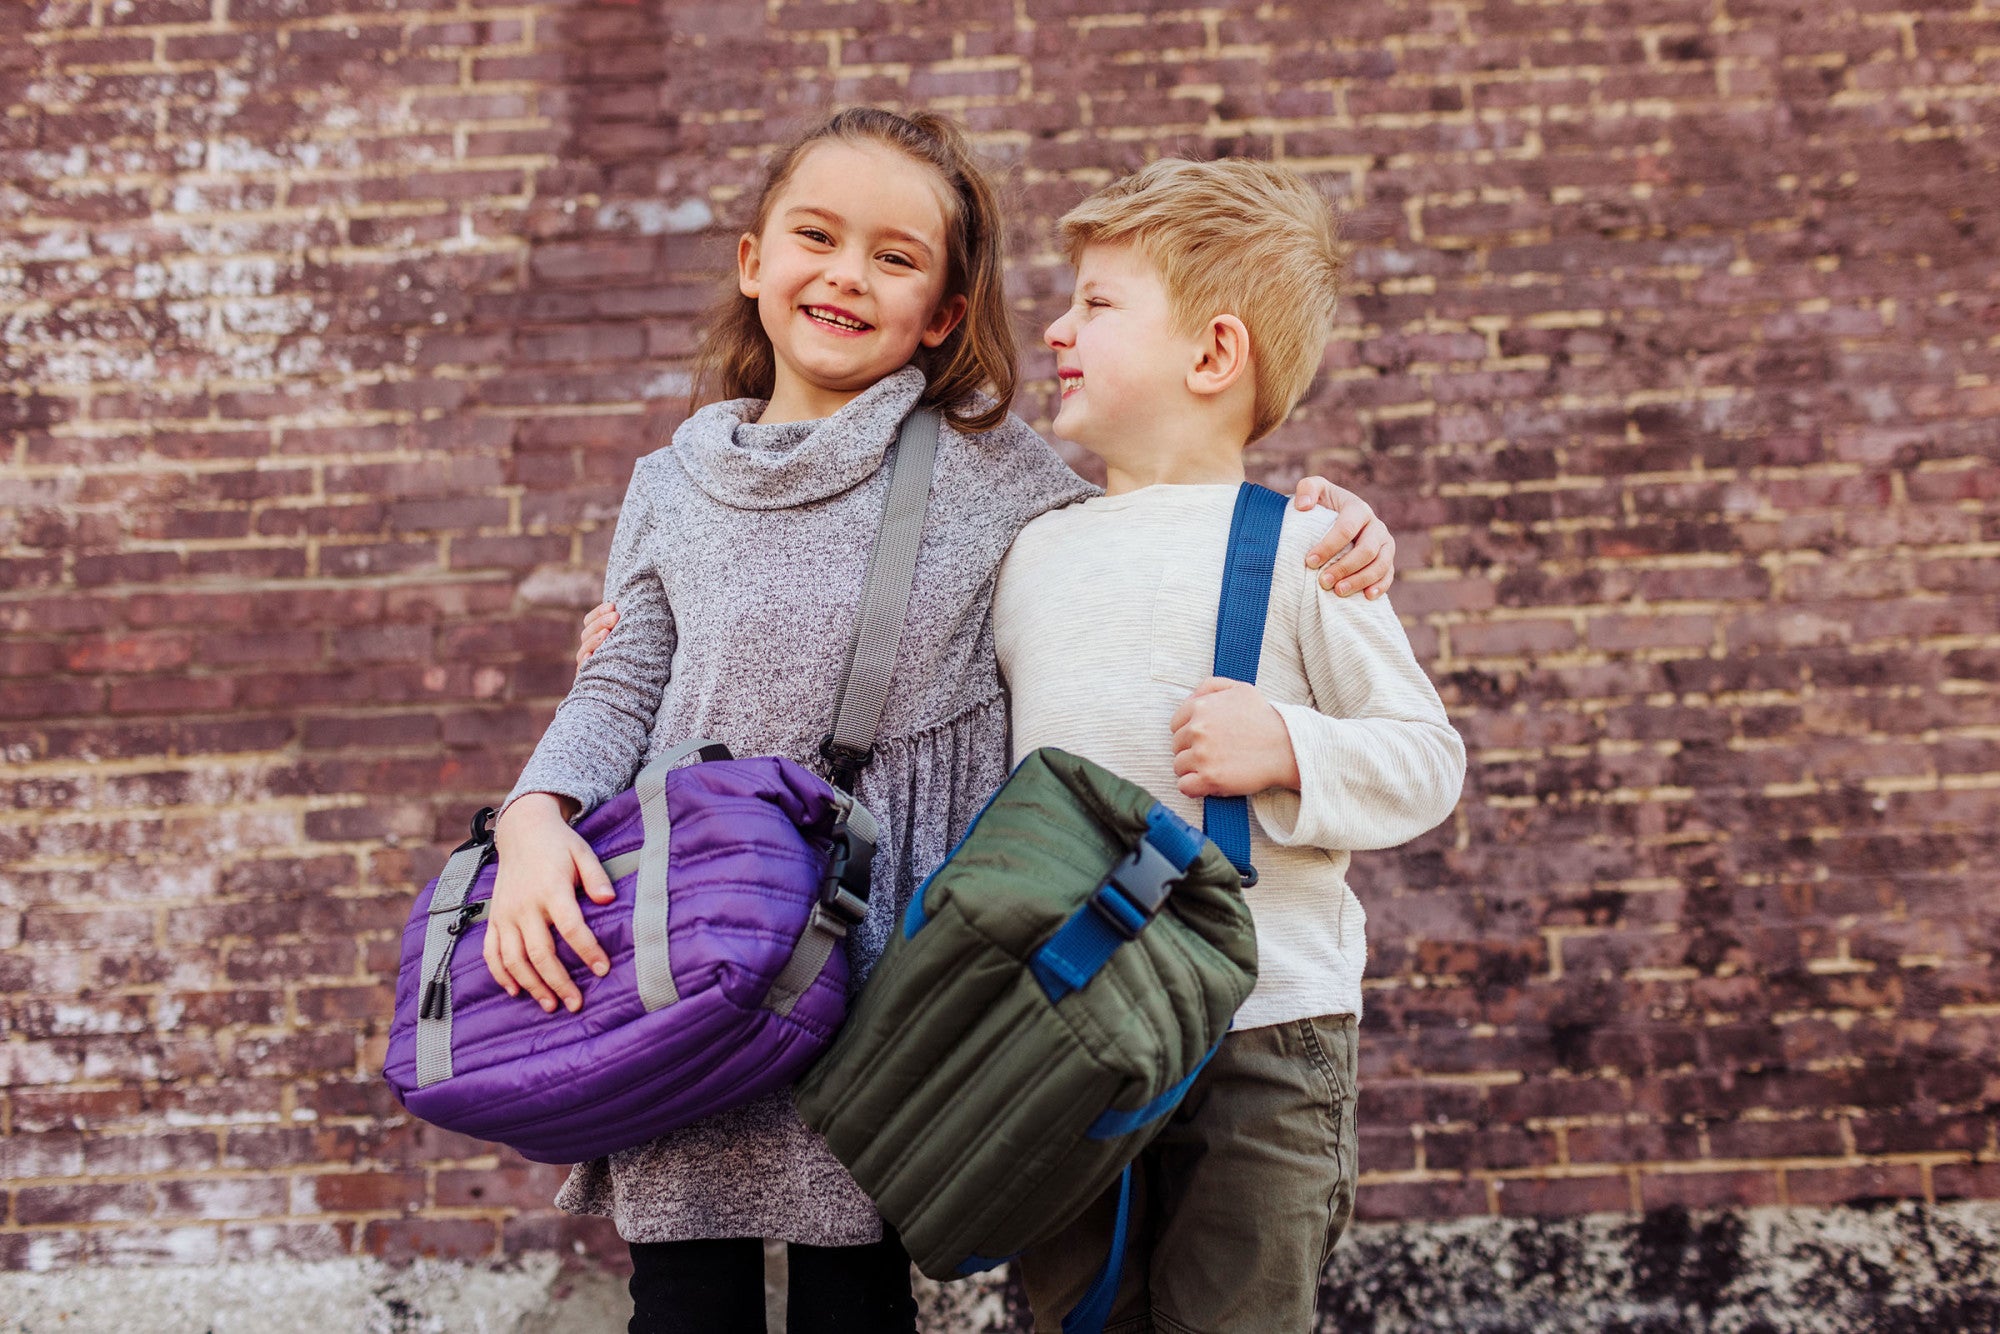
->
[415, 812, 498, 1088]
[632, 738, 733, 1011]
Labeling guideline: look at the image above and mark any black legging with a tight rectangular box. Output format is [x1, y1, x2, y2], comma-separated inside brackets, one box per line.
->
[627, 1231, 919, 1334]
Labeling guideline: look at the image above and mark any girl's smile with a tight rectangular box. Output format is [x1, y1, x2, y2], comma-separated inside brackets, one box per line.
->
[801, 303, 875, 335]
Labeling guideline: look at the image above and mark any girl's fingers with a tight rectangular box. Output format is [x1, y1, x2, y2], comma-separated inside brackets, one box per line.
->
[549, 899, 610, 980]
[522, 924, 582, 1012]
[482, 928, 513, 994]
[498, 927, 558, 1012]
[1305, 512, 1369, 574]
[575, 847, 617, 907]
[1291, 476, 1355, 515]
[1347, 551, 1396, 598]
[1318, 520, 1387, 586]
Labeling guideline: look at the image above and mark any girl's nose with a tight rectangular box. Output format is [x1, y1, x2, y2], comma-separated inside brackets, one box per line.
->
[825, 249, 869, 293]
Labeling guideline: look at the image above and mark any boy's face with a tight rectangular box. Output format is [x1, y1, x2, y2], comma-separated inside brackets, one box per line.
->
[1043, 242, 1199, 456]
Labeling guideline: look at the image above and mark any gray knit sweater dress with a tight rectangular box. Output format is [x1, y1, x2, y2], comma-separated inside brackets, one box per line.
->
[502, 365, 1095, 1246]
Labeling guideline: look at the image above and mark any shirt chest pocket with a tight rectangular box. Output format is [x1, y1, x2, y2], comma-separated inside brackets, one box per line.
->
[1150, 566, 1220, 689]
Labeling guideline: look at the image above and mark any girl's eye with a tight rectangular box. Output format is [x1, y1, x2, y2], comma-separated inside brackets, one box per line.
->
[879, 252, 915, 268]
[798, 228, 832, 245]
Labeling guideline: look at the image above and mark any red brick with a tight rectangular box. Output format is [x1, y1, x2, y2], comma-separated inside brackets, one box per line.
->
[432, 1162, 571, 1209]
[1786, 1163, 1926, 1207]
[362, 1217, 498, 1263]
[1354, 1178, 1491, 1222]
[1640, 1170, 1782, 1212]
[1495, 1174, 1633, 1218]
[155, 1177, 289, 1219]
[15, 1182, 155, 1225]
[299, 1170, 428, 1214]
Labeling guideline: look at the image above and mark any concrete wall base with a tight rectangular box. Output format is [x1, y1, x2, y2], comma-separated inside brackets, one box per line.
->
[3, 1203, 1994, 1333]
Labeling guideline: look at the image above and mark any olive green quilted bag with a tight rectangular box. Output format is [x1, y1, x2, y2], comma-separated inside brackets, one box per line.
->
[793, 745, 1257, 1282]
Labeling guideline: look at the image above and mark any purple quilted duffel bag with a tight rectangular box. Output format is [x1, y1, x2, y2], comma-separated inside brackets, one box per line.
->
[382, 739, 879, 1164]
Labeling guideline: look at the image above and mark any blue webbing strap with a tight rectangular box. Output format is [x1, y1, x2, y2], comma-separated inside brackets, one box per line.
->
[1029, 805, 1204, 1003]
[1049, 494, 1283, 1334]
[1203, 483, 1288, 884]
[1086, 1041, 1220, 1140]
[1062, 1163, 1135, 1334]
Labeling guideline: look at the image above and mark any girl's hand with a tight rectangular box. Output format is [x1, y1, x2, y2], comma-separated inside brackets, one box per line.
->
[484, 794, 615, 1013]
[575, 601, 619, 671]
[1170, 678, 1300, 799]
[1290, 477, 1396, 600]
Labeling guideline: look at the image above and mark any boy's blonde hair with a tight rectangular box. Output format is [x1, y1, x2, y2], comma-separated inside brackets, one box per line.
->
[1057, 157, 1345, 442]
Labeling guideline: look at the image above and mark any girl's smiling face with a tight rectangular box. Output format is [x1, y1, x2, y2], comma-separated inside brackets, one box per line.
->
[739, 140, 968, 423]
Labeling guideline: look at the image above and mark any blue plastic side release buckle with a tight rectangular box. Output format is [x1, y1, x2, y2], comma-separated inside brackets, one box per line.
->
[1090, 837, 1183, 941]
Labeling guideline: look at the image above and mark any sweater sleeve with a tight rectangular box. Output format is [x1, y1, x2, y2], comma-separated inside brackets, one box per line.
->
[978, 410, 1098, 539]
[502, 454, 677, 819]
[1249, 573, 1467, 852]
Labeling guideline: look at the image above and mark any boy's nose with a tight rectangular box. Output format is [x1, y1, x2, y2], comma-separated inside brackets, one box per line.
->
[1044, 311, 1072, 348]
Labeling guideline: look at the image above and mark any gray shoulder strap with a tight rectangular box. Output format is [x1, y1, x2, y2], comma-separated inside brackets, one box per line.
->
[820, 407, 942, 789]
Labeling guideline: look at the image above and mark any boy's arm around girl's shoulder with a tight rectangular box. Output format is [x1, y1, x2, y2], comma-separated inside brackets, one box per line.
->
[502, 451, 680, 822]
[1249, 513, 1467, 855]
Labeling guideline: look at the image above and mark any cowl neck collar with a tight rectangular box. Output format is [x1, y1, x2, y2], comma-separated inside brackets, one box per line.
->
[671, 364, 928, 510]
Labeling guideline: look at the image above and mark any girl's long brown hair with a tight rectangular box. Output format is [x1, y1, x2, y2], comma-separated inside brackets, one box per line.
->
[690, 108, 1015, 433]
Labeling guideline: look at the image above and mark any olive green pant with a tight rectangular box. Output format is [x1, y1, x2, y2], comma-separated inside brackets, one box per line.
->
[1017, 1014, 1360, 1334]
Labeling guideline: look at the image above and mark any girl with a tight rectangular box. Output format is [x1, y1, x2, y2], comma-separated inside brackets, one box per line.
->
[488, 109, 1396, 1334]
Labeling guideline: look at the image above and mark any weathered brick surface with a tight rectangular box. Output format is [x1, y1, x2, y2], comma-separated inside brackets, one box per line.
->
[3, 0, 1996, 1279]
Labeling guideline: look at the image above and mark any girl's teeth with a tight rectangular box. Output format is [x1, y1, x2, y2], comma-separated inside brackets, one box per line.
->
[810, 308, 867, 330]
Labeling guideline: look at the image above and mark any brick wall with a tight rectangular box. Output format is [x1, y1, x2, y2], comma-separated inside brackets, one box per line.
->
[3, 0, 1996, 1279]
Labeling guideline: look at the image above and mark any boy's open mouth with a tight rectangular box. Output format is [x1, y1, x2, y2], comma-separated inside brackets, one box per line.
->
[804, 305, 873, 334]
[1058, 370, 1083, 397]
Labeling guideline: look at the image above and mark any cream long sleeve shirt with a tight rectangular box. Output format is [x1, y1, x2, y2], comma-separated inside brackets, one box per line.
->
[993, 483, 1466, 1029]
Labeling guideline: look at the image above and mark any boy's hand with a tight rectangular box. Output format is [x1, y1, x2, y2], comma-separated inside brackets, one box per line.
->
[484, 793, 615, 1014]
[1170, 679, 1301, 799]
[1291, 477, 1396, 600]
[575, 600, 618, 671]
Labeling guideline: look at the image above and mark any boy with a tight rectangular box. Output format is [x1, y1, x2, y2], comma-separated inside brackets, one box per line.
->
[993, 158, 1467, 1333]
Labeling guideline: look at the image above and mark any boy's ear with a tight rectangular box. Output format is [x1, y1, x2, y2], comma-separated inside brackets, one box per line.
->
[1187, 313, 1252, 399]
[920, 293, 969, 349]
[737, 233, 762, 298]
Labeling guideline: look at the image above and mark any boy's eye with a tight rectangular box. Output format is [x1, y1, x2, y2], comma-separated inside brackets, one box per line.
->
[1084, 298, 1109, 310]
